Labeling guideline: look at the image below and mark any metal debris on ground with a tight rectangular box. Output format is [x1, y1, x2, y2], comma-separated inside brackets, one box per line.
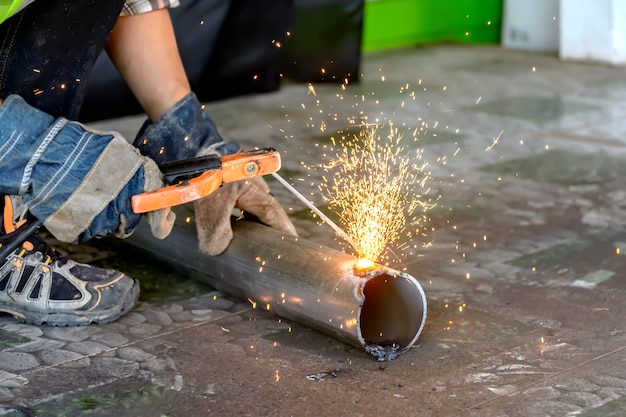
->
[0, 406, 36, 417]
[364, 343, 401, 361]
[305, 368, 340, 382]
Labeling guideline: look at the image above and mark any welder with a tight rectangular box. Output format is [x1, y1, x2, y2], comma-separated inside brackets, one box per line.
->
[0, 0, 296, 326]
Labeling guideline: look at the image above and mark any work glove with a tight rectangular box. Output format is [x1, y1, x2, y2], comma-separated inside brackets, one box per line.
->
[133, 92, 240, 163]
[133, 92, 297, 255]
[0, 95, 174, 243]
[194, 177, 298, 256]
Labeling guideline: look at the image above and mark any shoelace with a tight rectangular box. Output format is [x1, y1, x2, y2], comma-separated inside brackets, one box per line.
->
[20, 234, 69, 266]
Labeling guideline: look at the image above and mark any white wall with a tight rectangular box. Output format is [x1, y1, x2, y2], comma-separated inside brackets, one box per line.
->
[502, 0, 559, 52]
[559, 0, 626, 64]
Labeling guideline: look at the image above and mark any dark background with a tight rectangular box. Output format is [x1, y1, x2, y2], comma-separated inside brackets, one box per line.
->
[79, 0, 364, 122]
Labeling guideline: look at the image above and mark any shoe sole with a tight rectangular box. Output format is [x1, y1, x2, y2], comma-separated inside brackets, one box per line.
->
[0, 278, 140, 326]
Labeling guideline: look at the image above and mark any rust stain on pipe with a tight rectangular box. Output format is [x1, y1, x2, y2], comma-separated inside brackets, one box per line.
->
[124, 206, 427, 360]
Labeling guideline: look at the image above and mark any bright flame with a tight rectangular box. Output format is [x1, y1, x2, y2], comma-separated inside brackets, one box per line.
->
[355, 258, 375, 270]
[318, 124, 434, 263]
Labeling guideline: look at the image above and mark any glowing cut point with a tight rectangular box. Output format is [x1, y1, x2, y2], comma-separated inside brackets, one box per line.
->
[355, 258, 375, 270]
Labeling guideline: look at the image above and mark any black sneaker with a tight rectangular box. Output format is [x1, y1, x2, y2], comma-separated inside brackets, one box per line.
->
[0, 229, 139, 326]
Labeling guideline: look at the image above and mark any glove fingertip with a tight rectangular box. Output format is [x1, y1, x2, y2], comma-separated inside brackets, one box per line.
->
[148, 209, 176, 240]
[194, 198, 235, 256]
[246, 204, 298, 237]
[197, 226, 233, 256]
[266, 216, 298, 237]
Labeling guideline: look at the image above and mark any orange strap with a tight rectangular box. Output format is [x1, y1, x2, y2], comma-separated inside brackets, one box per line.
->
[3, 195, 14, 234]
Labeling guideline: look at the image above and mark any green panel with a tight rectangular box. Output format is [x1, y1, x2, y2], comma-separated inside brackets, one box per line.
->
[362, 0, 503, 52]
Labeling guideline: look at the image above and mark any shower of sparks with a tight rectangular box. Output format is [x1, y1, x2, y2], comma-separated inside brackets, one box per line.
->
[318, 123, 435, 264]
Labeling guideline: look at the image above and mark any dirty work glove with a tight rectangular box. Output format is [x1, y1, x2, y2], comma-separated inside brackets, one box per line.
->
[194, 177, 298, 256]
[133, 92, 241, 164]
[0, 95, 174, 243]
[133, 92, 297, 254]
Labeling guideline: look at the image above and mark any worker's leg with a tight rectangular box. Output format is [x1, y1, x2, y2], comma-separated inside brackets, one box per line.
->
[0, 0, 227, 326]
[0, 95, 174, 325]
[0, 0, 145, 326]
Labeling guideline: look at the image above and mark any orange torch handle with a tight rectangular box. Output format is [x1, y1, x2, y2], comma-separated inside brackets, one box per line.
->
[131, 148, 281, 214]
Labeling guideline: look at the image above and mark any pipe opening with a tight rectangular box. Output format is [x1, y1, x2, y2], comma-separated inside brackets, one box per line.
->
[359, 272, 427, 360]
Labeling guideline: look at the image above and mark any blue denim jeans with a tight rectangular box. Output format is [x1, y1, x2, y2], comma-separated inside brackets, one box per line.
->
[0, 0, 233, 243]
[0, 0, 143, 241]
[0, 0, 156, 243]
[0, 95, 147, 243]
[0, 0, 126, 119]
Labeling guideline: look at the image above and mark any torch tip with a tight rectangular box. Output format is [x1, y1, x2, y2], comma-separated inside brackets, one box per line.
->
[354, 258, 376, 274]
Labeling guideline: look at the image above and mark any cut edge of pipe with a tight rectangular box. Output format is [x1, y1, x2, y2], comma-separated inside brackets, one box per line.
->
[355, 267, 428, 361]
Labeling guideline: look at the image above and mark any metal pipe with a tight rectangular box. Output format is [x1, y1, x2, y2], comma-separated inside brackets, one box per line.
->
[124, 207, 427, 361]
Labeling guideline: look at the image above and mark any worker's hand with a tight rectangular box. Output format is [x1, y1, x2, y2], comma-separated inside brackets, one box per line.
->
[131, 91, 296, 254]
[194, 177, 297, 256]
[0, 95, 175, 243]
[133, 92, 240, 164]
[41, 131, 176, 243]
[112, 156, 176, 241]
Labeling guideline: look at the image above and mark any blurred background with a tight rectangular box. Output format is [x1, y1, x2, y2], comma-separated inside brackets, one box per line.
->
[81, 0, 611, 123]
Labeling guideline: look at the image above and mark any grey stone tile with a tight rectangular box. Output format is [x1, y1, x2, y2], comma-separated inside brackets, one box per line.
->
[468, 96, 600, 122]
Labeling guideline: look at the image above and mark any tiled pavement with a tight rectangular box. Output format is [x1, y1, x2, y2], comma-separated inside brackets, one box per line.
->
[4, 44, 626, 416]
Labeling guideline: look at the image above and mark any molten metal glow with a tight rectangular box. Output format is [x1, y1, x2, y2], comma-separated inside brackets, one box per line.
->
[319, 124, 433, 263]
[355, 258, 375, 270]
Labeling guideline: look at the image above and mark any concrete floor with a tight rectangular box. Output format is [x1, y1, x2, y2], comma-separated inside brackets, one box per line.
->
[3, 44, 626, 416]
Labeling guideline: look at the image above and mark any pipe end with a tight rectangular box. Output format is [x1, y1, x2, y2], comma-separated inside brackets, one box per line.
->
[358, 270, 427, 361]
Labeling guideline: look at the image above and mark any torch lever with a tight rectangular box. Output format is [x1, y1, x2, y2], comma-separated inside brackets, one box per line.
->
[131, 147, 281, 213]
